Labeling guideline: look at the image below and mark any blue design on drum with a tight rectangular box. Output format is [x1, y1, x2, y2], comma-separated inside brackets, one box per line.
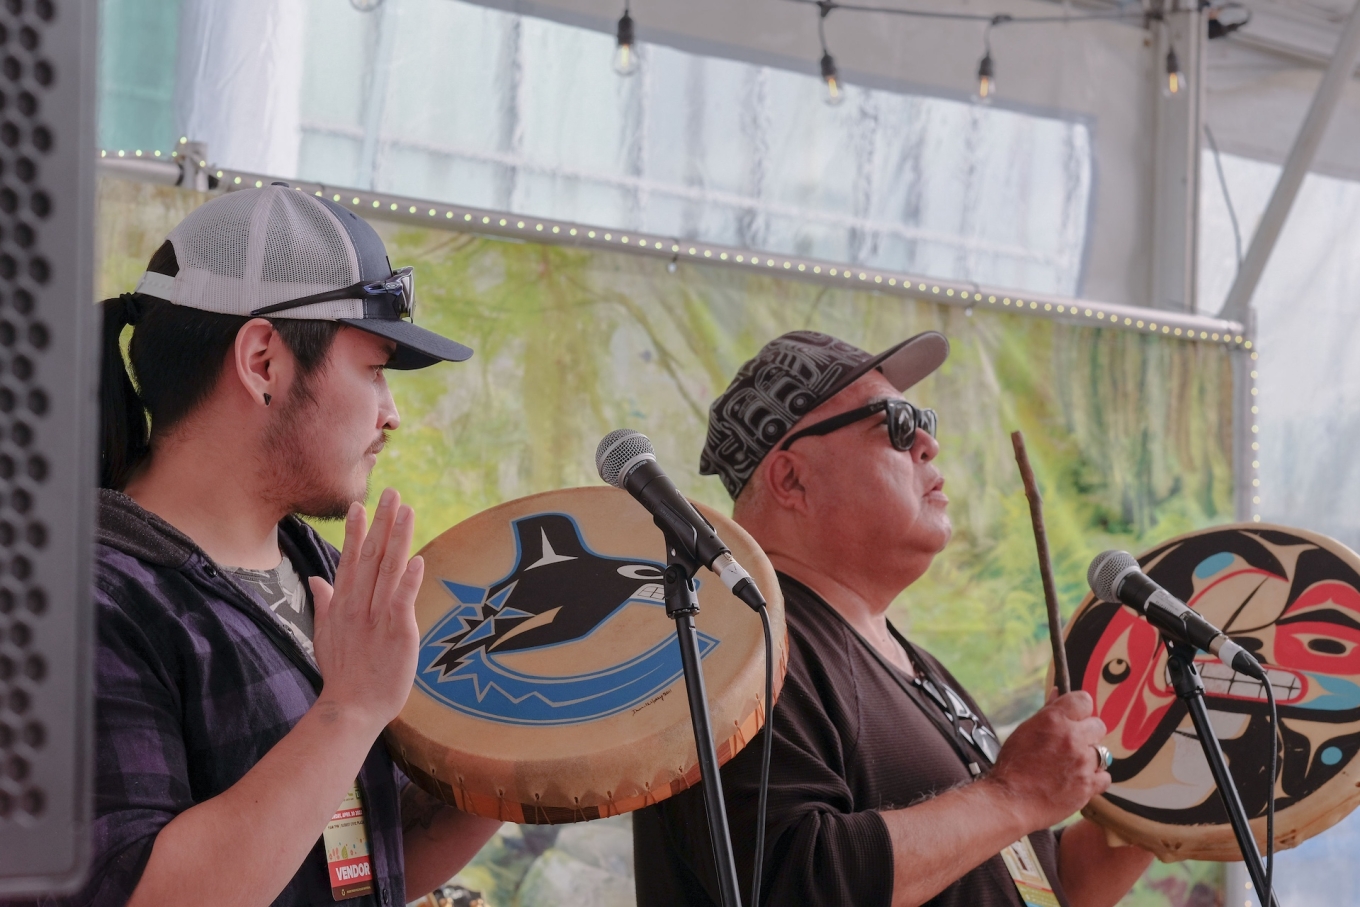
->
[414, 512, 718, 725]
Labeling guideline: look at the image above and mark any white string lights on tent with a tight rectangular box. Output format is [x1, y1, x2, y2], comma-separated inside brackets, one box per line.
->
[611, 0, 1252, 107]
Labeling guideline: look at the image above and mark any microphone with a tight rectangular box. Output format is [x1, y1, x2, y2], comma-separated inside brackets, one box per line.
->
[596, 429, 766, 612]
[1088, 550, 1266, 681]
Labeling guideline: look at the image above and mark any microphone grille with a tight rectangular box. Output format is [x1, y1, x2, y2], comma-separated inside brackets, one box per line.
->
[1088, 550, 1139, 602]
[596, 429, 655, 487]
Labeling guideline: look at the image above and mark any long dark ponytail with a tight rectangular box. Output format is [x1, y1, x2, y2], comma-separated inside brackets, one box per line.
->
[99, 294, 151, 490]
[99, 241, 341, 490]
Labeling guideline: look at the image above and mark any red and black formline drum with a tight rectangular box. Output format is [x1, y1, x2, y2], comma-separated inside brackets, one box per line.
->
[1063, 523, 1360, 860]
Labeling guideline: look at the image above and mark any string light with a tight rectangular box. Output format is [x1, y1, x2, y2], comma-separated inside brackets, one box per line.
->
[975, 17, 1007, 102]
[1163, 43, 1184, 97]
[613, 4, 639, 76]
[780, 0, 1231, 102]
[976, 53, 995, 101]
[817, 2, 844, 105]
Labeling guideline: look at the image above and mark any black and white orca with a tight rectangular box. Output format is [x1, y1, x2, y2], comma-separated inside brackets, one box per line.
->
[428, 513, 666, 674]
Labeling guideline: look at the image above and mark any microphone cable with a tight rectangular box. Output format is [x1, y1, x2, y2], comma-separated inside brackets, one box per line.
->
[1263, 673, 1278, 906]
[750, 603, 775, 907]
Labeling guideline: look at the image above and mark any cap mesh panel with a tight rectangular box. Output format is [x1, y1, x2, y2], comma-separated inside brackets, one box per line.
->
[261, 191, 357, 287]
[170, 189, 256, 279]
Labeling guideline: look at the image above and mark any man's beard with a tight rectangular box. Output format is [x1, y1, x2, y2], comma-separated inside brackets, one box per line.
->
[259, 383, 384, 520]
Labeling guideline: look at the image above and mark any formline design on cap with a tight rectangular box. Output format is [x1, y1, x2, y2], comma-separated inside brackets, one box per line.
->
[698, 330, 949, 499]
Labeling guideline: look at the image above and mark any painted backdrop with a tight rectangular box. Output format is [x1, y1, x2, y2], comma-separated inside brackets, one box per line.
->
[97, 177, 1232, 907]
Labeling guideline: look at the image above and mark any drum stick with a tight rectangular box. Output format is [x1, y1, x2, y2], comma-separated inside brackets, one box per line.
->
[1010, 430, 1072, 695]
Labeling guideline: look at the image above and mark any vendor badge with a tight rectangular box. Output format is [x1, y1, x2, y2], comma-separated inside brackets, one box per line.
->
[1000, 835, 1060, 907]
[324, 782, 374, 900]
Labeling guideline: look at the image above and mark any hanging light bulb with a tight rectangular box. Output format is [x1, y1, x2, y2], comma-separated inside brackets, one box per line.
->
[974, 17, 1006, 103]
[976, 51, 996, 101]
[1163, 45, 1184, 97]
[821, 52, 844, 106]
[613, 7, 638, 76]
[815, 3, 844, 106]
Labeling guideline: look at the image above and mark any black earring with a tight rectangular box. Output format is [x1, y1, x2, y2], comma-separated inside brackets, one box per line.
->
[263, 394, 272, 406]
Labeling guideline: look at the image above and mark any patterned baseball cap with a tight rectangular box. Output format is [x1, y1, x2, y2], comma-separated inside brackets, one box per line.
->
[699, 330, 950, 499]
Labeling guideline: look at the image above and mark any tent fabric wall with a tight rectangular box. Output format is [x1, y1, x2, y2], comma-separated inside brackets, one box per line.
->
[97, 0, 1096, 301]
[97, 174, 1231, 905]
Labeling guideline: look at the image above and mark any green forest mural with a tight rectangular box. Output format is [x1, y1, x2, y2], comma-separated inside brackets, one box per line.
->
[98, 177, 1232, 907]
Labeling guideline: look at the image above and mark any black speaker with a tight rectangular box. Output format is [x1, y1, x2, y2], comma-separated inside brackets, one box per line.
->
[0, 0, 97, 894]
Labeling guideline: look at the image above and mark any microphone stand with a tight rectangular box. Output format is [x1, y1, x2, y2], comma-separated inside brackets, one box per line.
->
[1163, 640, 1279, 907]
[661, 531, 743, 907]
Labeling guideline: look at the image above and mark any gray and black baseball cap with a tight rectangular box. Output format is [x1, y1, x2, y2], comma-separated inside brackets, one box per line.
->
[699, 330, 949, 499]
[131, 184, 472, 370]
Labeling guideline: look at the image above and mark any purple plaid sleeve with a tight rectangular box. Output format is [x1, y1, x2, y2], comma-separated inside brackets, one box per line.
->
[3, 496, 406, 907]
[79, 585, 194, 905]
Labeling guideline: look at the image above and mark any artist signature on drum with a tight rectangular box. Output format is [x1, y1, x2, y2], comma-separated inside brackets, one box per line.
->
[632, 689, 672, 716]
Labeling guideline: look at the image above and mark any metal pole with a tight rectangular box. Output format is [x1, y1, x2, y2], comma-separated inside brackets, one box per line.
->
[1165, 643, 1279, 907]
[664, 562, 743, 907]
[1218, 0, 1360, 321]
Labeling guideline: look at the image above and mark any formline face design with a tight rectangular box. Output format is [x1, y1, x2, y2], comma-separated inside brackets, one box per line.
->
[1066, 526, 1360, 852]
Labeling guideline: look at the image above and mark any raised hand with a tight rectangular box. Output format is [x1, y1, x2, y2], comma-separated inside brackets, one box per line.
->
[309, 488, 424, 734]
[986, 691, 1111, 832]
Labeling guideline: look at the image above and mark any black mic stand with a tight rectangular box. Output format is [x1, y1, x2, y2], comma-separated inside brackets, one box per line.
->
[1163, 640, 1279, 907]
[661, 531, 744, 907]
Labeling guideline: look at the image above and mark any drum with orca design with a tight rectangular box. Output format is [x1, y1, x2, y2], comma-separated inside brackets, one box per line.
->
[1062, 523, 1360, 861]
[384, 486, 787, 824]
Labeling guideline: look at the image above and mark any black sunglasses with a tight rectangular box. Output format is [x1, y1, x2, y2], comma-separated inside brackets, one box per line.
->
[778, 398, 938, 453]
[250, 266, 416, 320]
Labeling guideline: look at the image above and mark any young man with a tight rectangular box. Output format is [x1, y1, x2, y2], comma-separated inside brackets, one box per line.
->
[634, 331, 1155, 907]
[68, 186, 499, 906]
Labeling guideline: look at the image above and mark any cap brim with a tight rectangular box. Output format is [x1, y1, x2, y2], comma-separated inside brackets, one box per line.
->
[339, 318, 474, 370]
[825, 331, 950, 401]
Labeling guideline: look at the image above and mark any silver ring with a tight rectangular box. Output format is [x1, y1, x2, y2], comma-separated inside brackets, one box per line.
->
[1094, 744, 1113, 771]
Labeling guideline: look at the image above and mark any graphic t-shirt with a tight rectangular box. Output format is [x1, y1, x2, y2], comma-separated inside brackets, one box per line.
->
[225, 555, 315, 658]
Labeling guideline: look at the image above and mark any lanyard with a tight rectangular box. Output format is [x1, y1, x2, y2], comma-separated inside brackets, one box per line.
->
[791, 579, 1003, 777]
[899, 637, 1003, 776]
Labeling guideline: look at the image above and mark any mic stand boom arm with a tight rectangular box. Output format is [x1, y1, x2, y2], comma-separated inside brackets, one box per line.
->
[1163, 640, 1278, 907]
[661, 527, 744, 907]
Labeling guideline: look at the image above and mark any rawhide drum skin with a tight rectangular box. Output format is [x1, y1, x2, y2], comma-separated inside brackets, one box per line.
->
[1061, 523, 1360, 861]
[385, 486, 787, 824]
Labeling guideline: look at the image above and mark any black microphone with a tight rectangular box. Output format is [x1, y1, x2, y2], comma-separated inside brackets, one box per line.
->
[1088, 550, 1266, 681]
[596, 429, 766, 612]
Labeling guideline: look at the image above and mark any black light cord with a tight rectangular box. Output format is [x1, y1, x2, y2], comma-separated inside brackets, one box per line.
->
[750, 604, 775, 907]
[1262, 672, 1278, 906]
[1204, 123, 1244, 270]
[781, 0, 1143, 26]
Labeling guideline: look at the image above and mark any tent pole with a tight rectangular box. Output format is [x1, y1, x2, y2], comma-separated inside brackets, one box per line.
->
[1218, 0, 1360, 322]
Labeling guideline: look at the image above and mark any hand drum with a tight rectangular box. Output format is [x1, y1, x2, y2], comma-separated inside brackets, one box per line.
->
[1063, 523, 1360, 860]
[385, 486, 787, 824]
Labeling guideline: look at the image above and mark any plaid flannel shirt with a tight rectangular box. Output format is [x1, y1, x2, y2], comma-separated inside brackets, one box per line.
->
[40, 490, 407, 907]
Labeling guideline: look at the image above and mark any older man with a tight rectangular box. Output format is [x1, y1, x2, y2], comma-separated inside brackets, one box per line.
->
[633, 331, 1154, 907]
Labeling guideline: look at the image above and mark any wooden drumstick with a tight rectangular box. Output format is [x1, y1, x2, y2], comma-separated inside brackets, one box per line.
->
[1010, 430, 1072, 695]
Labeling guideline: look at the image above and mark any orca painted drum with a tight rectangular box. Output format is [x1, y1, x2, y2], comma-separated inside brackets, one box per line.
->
[1062, 523, 1360, 861]
[385, 486, 787, 824]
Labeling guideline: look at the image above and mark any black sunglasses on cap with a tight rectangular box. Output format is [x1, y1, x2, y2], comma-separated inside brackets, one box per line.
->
[250, 265, 416, 320]
[778, 398, 938, 453]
